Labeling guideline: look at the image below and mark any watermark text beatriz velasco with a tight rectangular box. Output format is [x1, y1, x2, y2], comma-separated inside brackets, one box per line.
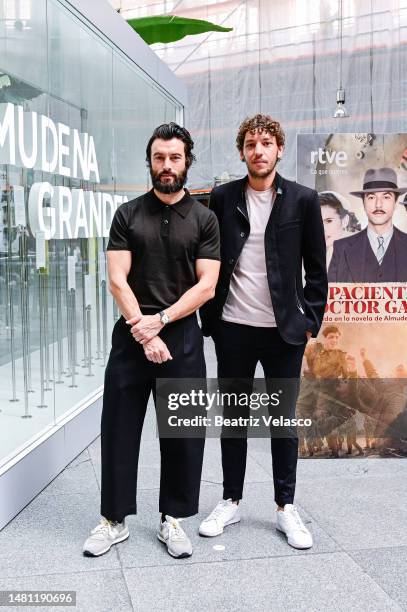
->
[166, 389, 312, 428]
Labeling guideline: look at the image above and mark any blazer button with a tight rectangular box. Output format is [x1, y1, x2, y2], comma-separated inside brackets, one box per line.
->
[240, 232, 245, 238]
[228, 258, 235, 264]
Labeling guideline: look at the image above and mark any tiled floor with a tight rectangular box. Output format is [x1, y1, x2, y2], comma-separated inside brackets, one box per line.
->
[0, 338, 406, 611]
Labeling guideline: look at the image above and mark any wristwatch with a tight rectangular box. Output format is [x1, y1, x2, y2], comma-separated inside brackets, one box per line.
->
[159, 310, 171, 326]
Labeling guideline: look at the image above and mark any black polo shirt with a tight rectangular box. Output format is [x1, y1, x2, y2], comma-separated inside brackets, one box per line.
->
[107, 188, 220, 312]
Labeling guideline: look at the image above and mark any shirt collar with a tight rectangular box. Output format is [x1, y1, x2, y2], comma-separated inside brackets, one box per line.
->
[243, 171, 284, 195]
[367, 225, 394, 243]
[146, 188, 194, 218]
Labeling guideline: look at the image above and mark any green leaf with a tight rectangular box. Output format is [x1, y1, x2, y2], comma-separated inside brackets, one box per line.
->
[126, 15, 233, 45]
[0, 73, 42, 104]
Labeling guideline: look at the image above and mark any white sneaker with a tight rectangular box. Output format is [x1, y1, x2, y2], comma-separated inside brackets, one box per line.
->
[83, 517, 129, 557]
[199, 499, 241, 537]
[157, 516, 192, 558]
[275, 504, 313, 549]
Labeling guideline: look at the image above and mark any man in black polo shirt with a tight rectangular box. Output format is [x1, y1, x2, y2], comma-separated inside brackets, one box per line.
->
[83, 123, 220, 559]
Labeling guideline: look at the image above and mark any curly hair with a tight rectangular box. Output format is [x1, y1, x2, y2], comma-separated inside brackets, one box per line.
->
[236, 114, 285, 152]
[146, 122, 196, 169]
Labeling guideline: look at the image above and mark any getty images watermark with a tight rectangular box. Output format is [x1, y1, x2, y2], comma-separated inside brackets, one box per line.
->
[155, 378, 313, 438]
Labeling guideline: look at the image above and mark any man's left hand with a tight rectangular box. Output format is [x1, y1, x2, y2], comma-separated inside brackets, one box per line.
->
[306, 330, 312, 342]
[127, 314, 163, 344]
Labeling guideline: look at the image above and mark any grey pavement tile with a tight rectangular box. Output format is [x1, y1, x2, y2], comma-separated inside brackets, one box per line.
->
[294, 474, 407, 550]
[0, 461, 121, 578]
[140, 399, 160, 440]
[0, 570, 132, 612]
[248, 440, 407, 480]
[295, 457, 407, 481]
[348, 546, 407, 610]
[203, 337, 217, 378]
[65, 448, 91, 470]
[117, 481, 338, 570]
[123, 552, 401, 612]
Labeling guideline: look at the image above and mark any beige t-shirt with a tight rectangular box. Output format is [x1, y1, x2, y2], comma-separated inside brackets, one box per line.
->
[221, 184, 277, 327]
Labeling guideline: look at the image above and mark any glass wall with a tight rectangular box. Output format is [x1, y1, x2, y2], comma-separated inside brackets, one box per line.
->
[0, 0, 183, 468]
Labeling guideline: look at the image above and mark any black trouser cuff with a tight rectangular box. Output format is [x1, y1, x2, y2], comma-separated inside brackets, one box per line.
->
[159, 505, 199, 519]
[101, 505, 137, 522]
[223, 490, 243, 502]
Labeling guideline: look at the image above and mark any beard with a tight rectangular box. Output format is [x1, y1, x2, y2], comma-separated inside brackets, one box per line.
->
[244, 155, 279, 179]
[150, 167, 188, 194]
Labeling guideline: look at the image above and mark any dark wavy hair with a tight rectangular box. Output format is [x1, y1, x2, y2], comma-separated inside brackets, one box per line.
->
[145, 123, 196, 169]
[318, 191, 361, 233]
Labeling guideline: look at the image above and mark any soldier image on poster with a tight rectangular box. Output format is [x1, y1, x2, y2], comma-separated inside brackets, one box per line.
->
[298, 325, 354, 458]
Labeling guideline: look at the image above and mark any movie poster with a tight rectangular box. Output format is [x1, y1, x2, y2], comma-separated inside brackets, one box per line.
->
[296, 133, 407, 458]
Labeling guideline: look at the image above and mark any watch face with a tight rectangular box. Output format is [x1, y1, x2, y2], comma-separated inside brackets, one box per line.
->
[160, 312, 169, 324]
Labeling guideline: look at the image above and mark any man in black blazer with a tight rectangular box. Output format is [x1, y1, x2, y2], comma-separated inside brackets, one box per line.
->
[199, 114, 327, 549]
[328, 167, 407, 283]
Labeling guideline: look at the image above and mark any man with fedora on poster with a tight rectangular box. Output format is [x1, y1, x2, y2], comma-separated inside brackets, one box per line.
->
[328, 167, 407, 282]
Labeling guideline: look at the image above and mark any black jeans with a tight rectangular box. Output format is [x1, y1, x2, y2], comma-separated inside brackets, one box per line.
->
[213, 320, 306, 508]
[101, 314, 206, 521]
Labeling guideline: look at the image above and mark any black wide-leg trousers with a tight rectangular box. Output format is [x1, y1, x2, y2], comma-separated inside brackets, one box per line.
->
[213, 320, 306, 508]
[101, 314, 206, 522]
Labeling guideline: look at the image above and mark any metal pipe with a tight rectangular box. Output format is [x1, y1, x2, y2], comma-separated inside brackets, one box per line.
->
[55, 243, 64, 383]
[84, 274, 94, 377]
[19, 227, 31, 418]
[43, 273, 52, 391]
[6, 192, 18, 403]
[95, 240, 101, 359]
[67, 255, 78, 388]
[81, 241, 88, 366]
[37, 272, 47, 408]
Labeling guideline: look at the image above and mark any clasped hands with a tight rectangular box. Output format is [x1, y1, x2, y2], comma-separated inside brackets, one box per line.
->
[126, 314, 172, 364]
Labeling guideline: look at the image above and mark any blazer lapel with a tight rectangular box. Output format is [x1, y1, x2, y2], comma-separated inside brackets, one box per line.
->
[235, 176, 249, 223]
[268, 172, 284, 227]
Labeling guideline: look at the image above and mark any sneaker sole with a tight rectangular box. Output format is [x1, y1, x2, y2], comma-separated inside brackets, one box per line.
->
[275, 526, 313, 549]
[199, 515, 241, 537]
[157, 533, 192, 558]
[83, 531, 129, 557]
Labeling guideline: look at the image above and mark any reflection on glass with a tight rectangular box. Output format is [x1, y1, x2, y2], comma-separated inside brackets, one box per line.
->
[0, 0, 183, 468]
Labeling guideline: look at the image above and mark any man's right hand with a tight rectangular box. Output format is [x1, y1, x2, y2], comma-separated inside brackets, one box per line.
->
[143, 336, 173, 364]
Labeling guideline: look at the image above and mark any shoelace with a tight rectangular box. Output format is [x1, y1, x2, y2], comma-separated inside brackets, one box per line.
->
[90, 518, 118, 539]
[206, 501, 231, 521]
[167, 519, 186, 541]
[285, 507, 307, 532]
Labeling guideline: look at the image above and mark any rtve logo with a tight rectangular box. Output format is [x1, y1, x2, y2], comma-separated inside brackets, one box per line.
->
[310, 148, 348, 166]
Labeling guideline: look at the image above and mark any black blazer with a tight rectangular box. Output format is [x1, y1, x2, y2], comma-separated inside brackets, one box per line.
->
[328, 227, 407, 283]
[199, 173, 328, 345]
